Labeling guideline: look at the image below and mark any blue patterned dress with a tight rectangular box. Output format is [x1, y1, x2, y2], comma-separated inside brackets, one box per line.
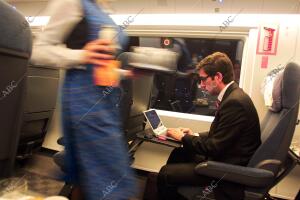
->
[62, 0, 136, 199]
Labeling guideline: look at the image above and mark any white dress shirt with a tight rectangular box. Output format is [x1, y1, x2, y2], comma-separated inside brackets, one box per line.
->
[217, 81, 235, 102]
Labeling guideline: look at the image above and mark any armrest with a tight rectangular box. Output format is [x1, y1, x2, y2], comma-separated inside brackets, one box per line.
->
[255, 159, 281, 173]
[194, 161, 274, 187]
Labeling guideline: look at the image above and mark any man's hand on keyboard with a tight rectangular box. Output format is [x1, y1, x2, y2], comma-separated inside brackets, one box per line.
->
[178, 127, 193, 136]
[167, 128, 185, 141]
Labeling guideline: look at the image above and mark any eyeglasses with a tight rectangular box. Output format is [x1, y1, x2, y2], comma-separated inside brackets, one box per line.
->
[198, 75, 210, 84]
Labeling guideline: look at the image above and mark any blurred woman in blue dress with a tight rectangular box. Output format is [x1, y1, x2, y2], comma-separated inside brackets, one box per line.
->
[31, 0, 137, 199]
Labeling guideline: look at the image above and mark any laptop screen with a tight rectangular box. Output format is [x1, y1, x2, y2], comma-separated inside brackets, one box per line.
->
[144, 110, 161, 129]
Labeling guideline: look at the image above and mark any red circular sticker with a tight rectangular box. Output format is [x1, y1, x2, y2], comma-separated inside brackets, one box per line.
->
[164, 39, 170, 46]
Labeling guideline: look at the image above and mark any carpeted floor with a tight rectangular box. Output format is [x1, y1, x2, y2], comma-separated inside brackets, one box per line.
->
[6, 150, 148, 199]
[12, 170, 65, 197]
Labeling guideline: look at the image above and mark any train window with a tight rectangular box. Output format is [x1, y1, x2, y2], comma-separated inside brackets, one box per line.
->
[127, 36, 244, 116]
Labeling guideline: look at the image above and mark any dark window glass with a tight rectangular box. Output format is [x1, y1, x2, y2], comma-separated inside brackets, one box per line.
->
[128, 37, 243, 116]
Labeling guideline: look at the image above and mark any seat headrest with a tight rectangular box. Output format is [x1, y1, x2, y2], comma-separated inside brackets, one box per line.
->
[281, 62, 300, 110]
[267, 62, 300, 112]
[269, 70, 283, 112]
[0, 1, 32, 56]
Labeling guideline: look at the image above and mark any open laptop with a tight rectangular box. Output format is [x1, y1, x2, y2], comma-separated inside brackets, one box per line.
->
[143, 109, 177, 141]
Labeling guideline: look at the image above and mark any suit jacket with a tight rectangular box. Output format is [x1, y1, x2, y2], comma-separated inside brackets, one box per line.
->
[182, 83, 261, 166]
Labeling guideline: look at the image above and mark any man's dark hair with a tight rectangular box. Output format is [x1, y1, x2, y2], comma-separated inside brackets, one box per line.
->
[197, 52, 234, 84]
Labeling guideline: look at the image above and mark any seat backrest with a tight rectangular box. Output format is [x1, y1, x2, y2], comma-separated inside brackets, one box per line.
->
[116, 52, 134, 130]
[247, 63, 300, 175]
[0, 1, 32, 177]
[17, 64, 60, 159]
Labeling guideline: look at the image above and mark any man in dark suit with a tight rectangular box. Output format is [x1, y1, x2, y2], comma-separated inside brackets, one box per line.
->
[157, 52, 261, 200]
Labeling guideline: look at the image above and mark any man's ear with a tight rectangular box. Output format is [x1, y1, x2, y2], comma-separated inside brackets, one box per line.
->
[215, 72, 223, 82]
